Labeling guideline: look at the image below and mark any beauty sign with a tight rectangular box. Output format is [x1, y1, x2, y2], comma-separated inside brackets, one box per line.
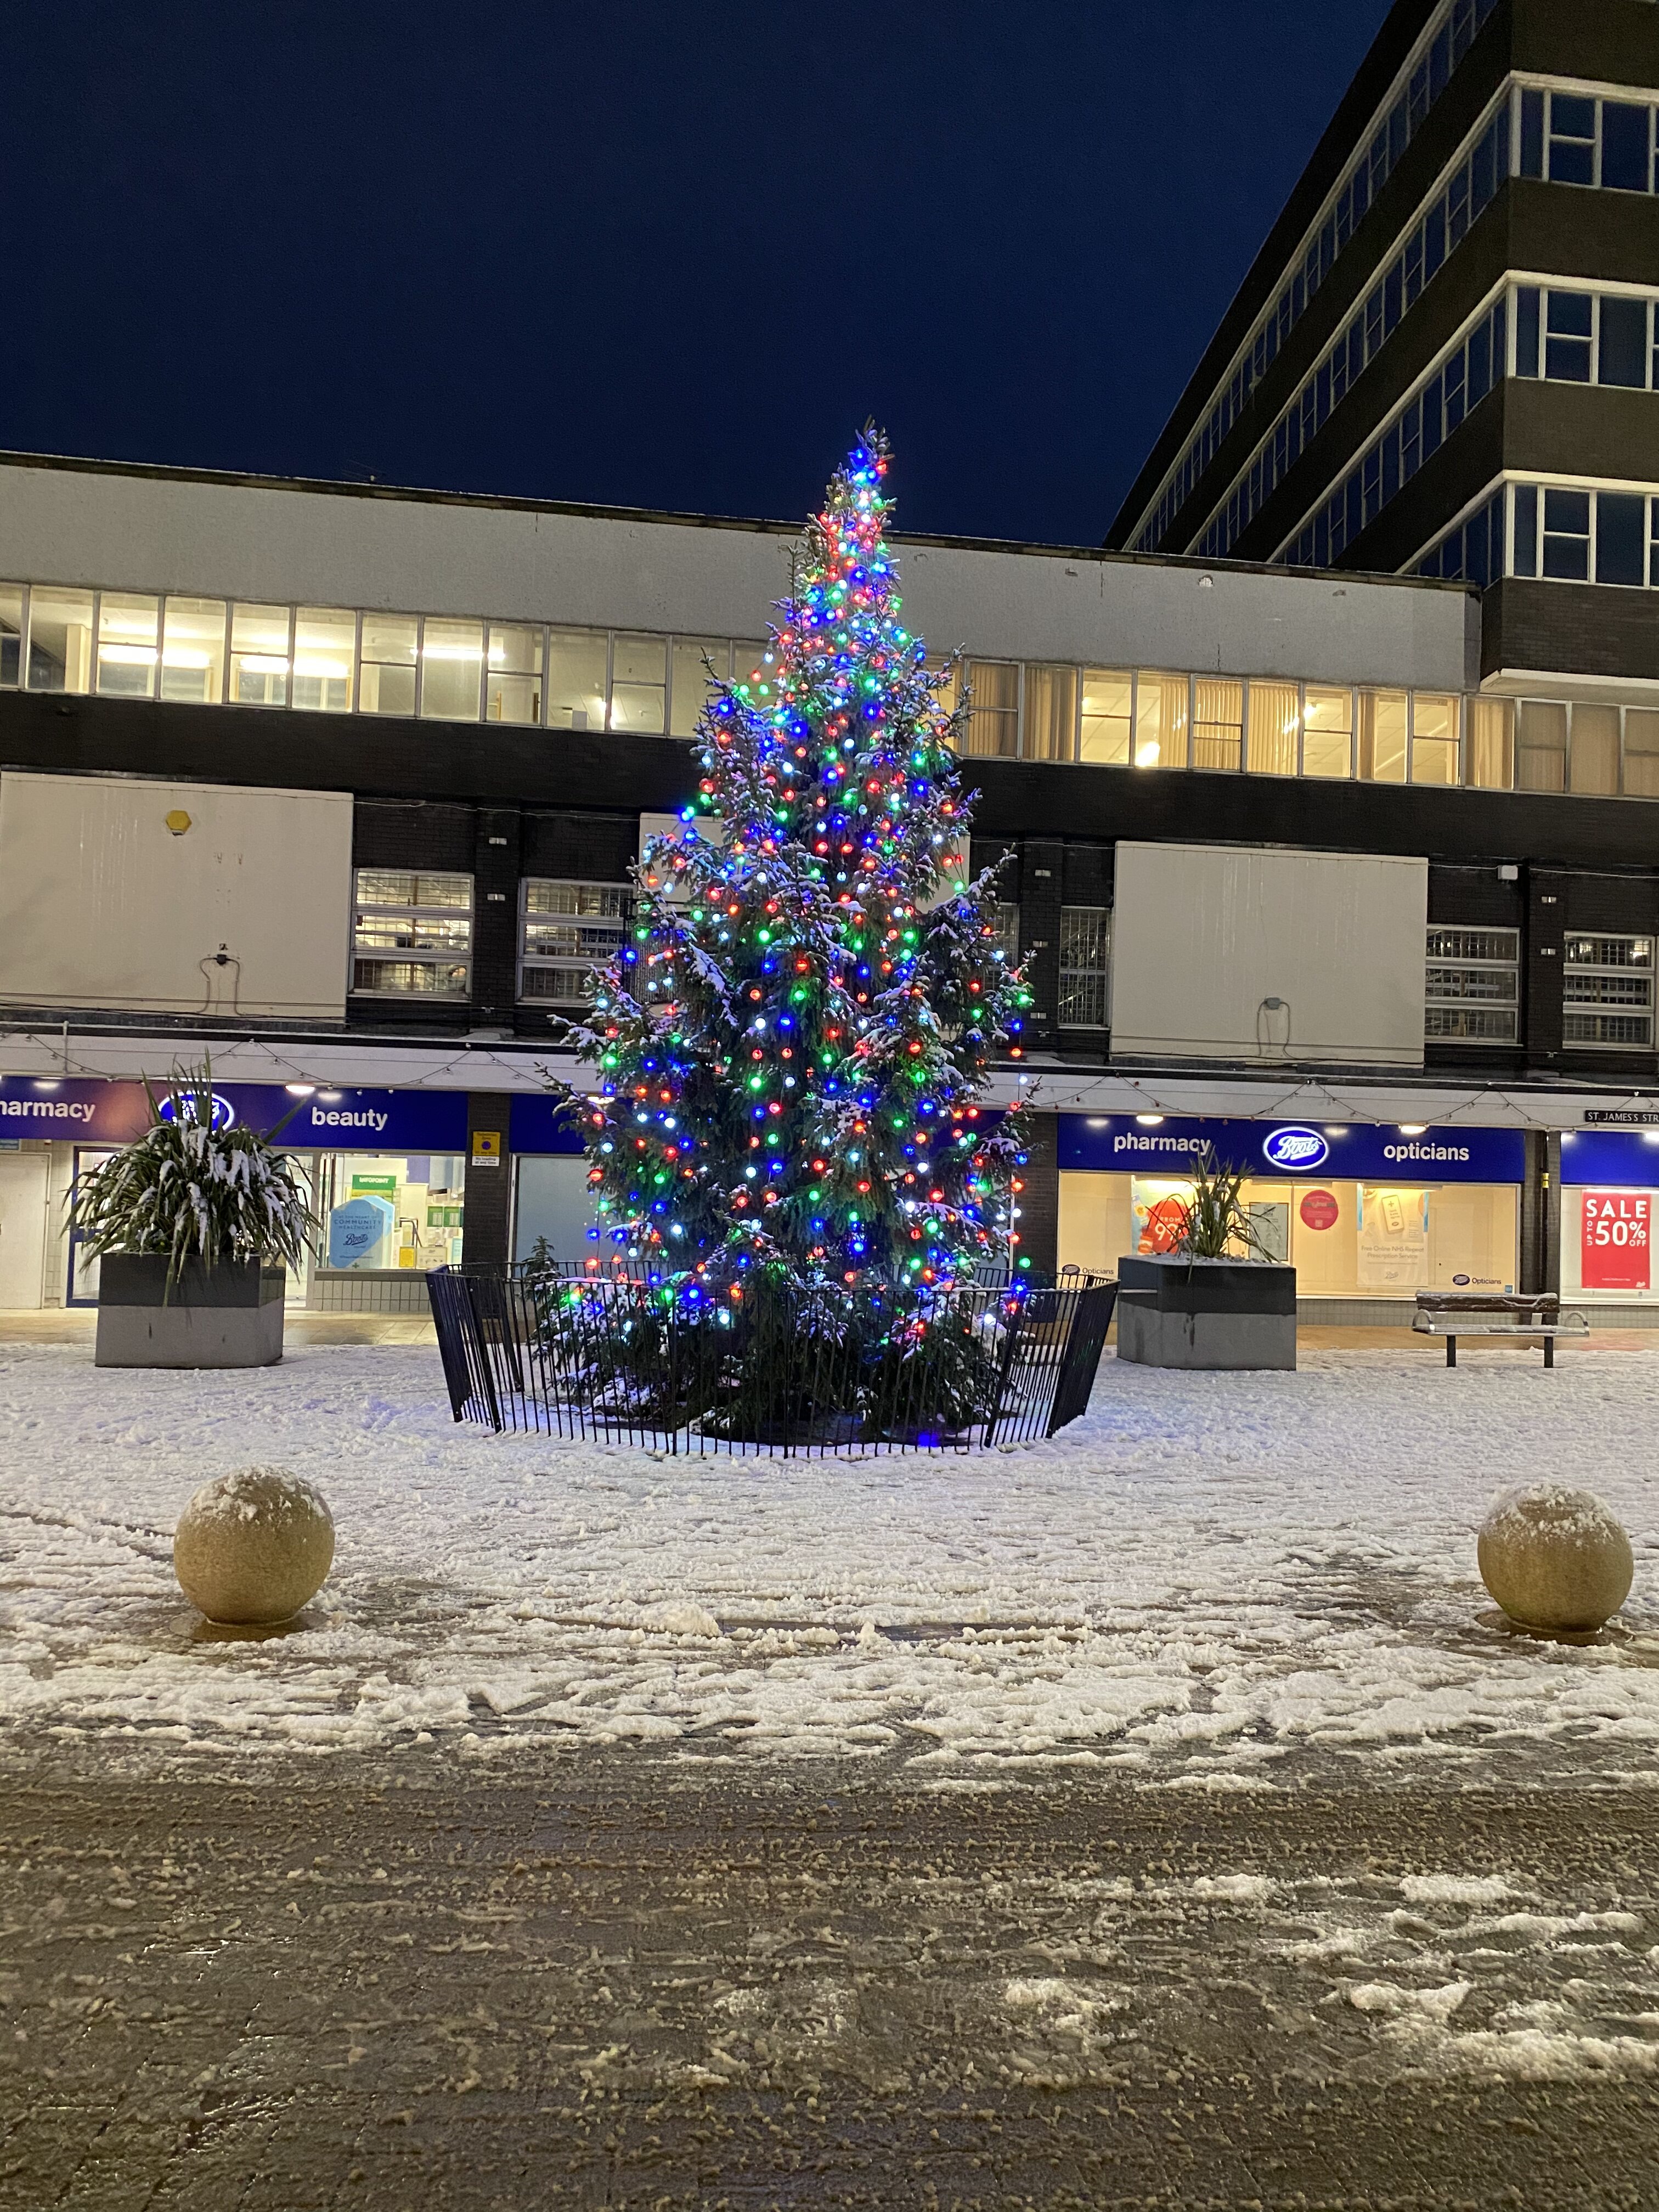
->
[1581, 1189, 1650, 1291]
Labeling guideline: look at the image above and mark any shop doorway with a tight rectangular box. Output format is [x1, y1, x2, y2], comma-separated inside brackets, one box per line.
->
[0, 1151, 48, 1307]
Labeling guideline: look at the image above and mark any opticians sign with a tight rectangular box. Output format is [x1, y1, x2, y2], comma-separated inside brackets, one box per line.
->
[1059, 1114, 1525, 1184]
[1582, 1189, 1650, 1291]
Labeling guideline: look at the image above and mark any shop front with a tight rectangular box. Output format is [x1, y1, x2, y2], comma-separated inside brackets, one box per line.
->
[1058, 1114, 1526, 1317]
[1, 1076, 480, 1312]
[1561, 1127, 1659, 1314]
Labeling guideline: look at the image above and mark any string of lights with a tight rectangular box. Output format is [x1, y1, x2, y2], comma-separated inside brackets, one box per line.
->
[563, 431, 1034, 1319]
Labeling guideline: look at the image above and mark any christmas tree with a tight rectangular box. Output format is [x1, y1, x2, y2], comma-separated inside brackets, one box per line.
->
[567, 430, 1032, 1331]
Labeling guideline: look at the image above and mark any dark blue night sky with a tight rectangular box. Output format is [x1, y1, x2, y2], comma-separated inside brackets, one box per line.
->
[0, 2, 1391, 545]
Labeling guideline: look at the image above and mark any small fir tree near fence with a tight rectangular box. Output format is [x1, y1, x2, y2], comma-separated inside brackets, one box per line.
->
[552, 431, 1035, 1433]
[72, 1066, 315, 1291]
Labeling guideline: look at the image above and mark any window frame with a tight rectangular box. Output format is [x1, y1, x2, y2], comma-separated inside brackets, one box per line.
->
[1562, 931, 1656, 1051]
[1424, 923, 1520, 1043]
[517, 876, 633, 1010]
[1056, 905, 1112, 1031]
[351, 867, 474, 1000]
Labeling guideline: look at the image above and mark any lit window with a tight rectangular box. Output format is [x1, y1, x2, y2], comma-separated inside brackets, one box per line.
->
[1358, 691, 1408, 781]
[519, 879, 630, 1006]
[420, 618, 484, 722]
[1411, 694, 1460, 784]
[669, 637, 727, 736]
[547, 629, 608, 731]
[228, 602, 290, 707]
[95, 592, 159, 699]
[1516, 701, 1567, 793]
[487, 625, 544, 726]
[1564, 934, 1654, 1048]
[26, 585, 94, 694]
[1245, 681, 1299, 776]
[1626, 708, 1659, 799]
[1467, 698, 1514, 789]
[1425, 926, 1519, 1042]
[1057, 907, 1111, 1029]
[1301, 686, 1352, 778]
[359, 614, 418, 716]
[352, 869, 472, 997]
[293, 607, 354, 714]
[1079, 669, 1131, 764]
[1192, 679, 1243, 771]
[1134, 672, 1189, 769]
[1022, 665, 1077, 761]
[961, 662, 1019, 758]
[0, 585, 20, 687]
[610, 635, 666, 733]
[160, 597, 227, 704]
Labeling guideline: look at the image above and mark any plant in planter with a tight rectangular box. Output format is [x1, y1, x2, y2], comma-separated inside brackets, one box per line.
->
[74, 1067, 315, 1370]
[1169, 1148, 1274, 1261]
[1117, 1147, 1297, 1372]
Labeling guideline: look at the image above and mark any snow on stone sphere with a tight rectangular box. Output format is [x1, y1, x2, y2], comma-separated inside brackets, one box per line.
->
[173, 1466, 335, 1625]
[1477, 1482, 1633, 1634]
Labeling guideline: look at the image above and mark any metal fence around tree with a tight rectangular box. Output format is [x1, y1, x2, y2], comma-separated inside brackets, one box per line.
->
[426, 1264, 1116, 1455]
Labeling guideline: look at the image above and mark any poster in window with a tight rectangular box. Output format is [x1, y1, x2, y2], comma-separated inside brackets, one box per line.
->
[1356, 1186, 1430, 1288]
[1581, 1189, 1650, 1291]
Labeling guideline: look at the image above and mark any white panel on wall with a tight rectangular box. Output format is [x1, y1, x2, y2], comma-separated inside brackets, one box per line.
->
[1109, 840, 1427, 1066]
[0, 771, 353, 1017]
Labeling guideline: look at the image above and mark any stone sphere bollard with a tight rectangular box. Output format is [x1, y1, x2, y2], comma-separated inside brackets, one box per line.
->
[173, 1467, 334, 1625]
[1477, 1483, 1633, 1634]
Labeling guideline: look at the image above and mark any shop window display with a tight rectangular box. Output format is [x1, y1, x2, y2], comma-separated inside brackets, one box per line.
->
[312, 1154, 465, 1274]
[1070, 1171, 1516, 1297]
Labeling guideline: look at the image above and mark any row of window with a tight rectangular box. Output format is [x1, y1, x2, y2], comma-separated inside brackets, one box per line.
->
[1194, 102, 1510, 563]
[1412, 479, 1659, 597]
[1514, 284, 1659, 390]
[1517, 86, 1659, 195]
[354, 872, 1659, 1056]
[1128, 0, 1499, 556]
[950, 663, 1501, 786]
[1425, 929, 1656, 1049]
[0, 586, 764, 735]
[1155, 80, 1659, 565]
[1277, 280, 1659, 572]
[1278, 293, 1507, 572]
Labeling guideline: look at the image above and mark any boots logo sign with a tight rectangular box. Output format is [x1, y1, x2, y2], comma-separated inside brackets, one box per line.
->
[157, 1091, 236, 1132]
[1262, 1126, 1329, 1171]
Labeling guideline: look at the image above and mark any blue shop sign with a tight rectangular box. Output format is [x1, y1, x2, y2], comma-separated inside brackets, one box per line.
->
[0, 1076, 469, 1153]
[1059, 1113, 1525, 1184]
[509, 1093, 590, 1156]
[1560, 1128, 1659, 1186]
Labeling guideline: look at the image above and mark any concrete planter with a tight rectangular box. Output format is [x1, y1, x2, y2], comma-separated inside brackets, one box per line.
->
[94, 1255, 286, 1369]
[1115, 1255, 1296, 1372]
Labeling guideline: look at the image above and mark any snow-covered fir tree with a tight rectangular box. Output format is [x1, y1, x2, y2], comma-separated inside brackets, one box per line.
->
[567, 431, 1032, 1316]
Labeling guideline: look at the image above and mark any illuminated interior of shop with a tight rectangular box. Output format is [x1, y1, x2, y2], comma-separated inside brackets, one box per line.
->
[309, 1154, 465, 1274]
[1059, 1172, 1518, 1296]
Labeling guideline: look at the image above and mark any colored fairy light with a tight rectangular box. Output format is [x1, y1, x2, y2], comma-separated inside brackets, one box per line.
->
[563, 428, 1029, 1310]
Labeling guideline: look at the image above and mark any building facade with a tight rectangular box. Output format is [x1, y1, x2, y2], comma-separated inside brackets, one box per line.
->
[2, 434, 1658, 1323]
[1109, 0, 1659, 770]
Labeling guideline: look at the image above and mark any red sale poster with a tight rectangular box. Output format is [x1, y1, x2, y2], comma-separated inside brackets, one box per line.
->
[1581, 1189, 1651, 1291]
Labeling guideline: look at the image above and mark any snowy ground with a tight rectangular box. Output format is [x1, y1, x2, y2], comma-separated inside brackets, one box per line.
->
[4, 1339, 1659, 1782]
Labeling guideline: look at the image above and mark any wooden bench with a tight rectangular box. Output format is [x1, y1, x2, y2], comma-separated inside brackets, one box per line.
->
[1412, 1291, 1589, 1368]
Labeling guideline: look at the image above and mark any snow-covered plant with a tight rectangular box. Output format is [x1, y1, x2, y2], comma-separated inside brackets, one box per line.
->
[71, 1066, 316, 1284]
[1172, 1149, 1273, 1262]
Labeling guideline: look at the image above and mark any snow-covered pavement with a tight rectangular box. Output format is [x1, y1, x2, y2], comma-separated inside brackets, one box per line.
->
[3, 1339, 1658, 1780]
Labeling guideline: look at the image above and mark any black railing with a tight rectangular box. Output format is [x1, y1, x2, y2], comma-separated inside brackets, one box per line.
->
[426, 1266, 1116, 1455]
